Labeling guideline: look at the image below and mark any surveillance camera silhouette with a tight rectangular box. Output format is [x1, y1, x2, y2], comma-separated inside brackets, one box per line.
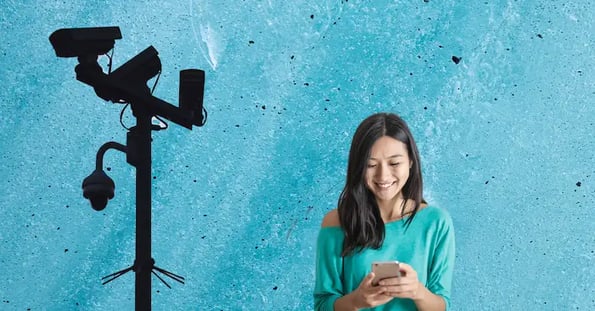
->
[82, 169, 115, 211]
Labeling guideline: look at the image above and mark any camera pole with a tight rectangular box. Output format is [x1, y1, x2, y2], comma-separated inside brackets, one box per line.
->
[49, 26, 203, 310]
[97, 104, 187, 310]
[131, 106, 153, 310]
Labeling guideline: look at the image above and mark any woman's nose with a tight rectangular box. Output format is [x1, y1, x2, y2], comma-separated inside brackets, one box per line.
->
[376, 163, 391, 179]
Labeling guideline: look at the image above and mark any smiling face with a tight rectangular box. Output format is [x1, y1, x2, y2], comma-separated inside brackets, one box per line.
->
[365, 136, 412, 204]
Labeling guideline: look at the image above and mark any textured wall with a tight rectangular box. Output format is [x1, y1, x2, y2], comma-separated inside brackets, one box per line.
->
[0, 1, 593, 310]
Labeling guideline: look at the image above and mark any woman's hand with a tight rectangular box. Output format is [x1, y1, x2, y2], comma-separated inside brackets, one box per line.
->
[377, 262, 422, 300]
[350, 272, 394, 309]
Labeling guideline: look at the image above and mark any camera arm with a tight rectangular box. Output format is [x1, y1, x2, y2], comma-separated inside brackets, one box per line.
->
[96, 141, 128, 170]
[74, 49, 199, 129]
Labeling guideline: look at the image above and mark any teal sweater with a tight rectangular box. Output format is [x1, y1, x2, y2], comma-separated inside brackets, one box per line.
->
[314, 206, 455, 311]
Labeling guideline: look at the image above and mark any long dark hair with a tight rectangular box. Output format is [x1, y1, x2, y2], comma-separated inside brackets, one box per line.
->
[338, 113, 425, 257]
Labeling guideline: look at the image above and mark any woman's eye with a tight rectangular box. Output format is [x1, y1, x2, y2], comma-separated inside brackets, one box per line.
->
[390, 163, 401, 166]
[367, 164, 377, 168]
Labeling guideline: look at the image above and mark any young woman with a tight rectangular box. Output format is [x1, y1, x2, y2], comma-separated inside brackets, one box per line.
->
[314, 113, 455, 311]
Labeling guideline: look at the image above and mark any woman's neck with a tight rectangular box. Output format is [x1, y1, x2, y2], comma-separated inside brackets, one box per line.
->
[377, 197, 412, 222]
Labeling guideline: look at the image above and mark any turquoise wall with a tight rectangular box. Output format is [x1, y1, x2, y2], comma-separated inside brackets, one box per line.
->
[1, 1, 593, 310]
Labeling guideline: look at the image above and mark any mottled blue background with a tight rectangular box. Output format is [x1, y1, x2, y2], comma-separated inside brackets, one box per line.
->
[1, 1, 593, 310]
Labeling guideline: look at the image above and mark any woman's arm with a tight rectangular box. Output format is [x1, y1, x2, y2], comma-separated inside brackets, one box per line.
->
[334, 293, 358, 311]
[412, 283, 446, 311]
[314, 210, 345, 311]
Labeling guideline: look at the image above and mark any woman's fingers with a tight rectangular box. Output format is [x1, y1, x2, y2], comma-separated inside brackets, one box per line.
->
[382, 281, 422, 298]
[363, 272, 376, 287]
[398, 262, 417, 277]
[375, 263, 421, 299]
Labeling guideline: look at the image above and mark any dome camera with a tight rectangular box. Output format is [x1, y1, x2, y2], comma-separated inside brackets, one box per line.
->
[82, 169, 115, 211]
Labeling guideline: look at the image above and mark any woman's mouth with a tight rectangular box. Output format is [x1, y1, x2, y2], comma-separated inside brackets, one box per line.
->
[376, 181, 396, 189]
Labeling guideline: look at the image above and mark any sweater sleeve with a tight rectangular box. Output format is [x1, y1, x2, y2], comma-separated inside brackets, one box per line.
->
[313, 227, 344, 311]
[426, 210, 456, 310]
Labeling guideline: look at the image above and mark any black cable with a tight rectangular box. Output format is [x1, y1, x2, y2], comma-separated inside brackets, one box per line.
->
[105, 48, 115, 74]
[200, 107, 208, 126]
[150, 70, 161, 95]
[119, 104, 131, 130]
[148, 70, 169, 131]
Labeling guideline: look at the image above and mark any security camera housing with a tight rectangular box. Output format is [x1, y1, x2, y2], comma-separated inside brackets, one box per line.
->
[82, 169, 115, 211]
[109, 46, 161, 94]
[49, 26, 122, 58]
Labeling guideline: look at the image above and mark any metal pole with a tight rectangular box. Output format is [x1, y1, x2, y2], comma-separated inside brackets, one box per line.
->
[131, 107, 153, 310]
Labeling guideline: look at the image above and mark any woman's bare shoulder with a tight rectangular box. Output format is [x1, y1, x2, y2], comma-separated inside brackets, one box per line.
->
[321, 209, 341, 228]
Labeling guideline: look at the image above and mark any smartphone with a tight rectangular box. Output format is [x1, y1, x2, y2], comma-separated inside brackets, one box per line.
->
[371, 261, 401, 286]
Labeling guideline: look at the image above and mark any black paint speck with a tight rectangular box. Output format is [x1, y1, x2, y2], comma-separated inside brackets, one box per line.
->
[576, 181, 582, 187]
[452, 56, 461, 64]
[304, 82, 309, 86]
[235, 124, 240, 128]
[537, 34, 543, 39]
[310, 14, 314, 19]
[261, 105, 266, 110]
[273, 286, 278, 290]
[64, 249, 69, 253]
[248, 40, 255, 45]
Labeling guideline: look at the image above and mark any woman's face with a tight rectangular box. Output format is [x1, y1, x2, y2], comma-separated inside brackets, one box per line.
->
[365, 136, 412, 204]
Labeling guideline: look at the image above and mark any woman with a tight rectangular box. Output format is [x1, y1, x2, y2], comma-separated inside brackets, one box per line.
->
[314, 113, 455, 310]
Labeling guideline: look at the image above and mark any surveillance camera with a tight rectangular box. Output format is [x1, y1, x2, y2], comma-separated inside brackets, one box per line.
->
[82, 169, 115, 211]
[49, 26, 122, 58]
[109, 46, 161, 92]
[179, 69, 206, 126]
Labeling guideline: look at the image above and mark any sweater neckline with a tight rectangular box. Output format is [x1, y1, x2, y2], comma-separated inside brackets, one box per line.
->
[321, 206, 435, 230]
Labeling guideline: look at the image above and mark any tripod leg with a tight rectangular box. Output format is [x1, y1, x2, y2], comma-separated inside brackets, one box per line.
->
[101, 265, 134, 285]
[151, 270, 172, 289]
[153, 265, 185, 284]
